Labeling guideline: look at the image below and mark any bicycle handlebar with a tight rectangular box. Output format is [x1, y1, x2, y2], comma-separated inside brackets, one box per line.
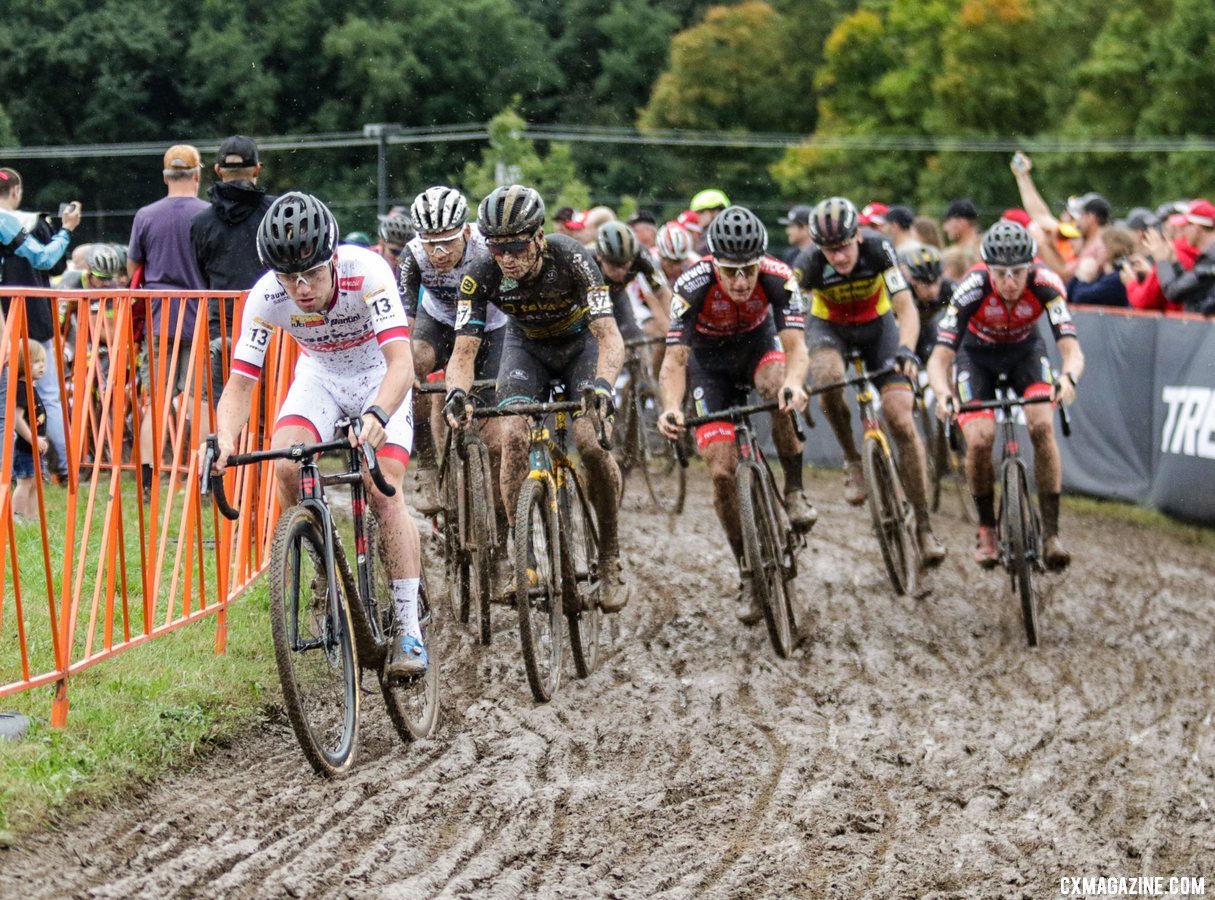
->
[672, 390, 808, 469]
[623, 334, 665, 350]
[468, 388, 612, 449]
[415, 378, 497, 395]
[201, 418, 396, 522]
[804, 365, 897, 399]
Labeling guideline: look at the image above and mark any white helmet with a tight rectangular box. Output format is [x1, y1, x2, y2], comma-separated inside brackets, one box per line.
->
[411, 186, 469, 235]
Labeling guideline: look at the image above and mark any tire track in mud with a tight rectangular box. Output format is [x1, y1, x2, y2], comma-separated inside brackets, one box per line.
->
[3, 470, 1215, 896]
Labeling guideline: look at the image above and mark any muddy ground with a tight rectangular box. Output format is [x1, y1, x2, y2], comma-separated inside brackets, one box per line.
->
[2, 467, 1213, 898]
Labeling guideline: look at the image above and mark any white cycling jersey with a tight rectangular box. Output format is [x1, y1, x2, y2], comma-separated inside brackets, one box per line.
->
[231, 245, 415, 458]
[400, 225, 507, 330]
[232, 245, 409, 381]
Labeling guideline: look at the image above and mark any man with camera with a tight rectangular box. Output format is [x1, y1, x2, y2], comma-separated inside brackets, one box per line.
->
[0, 167, 82, 481]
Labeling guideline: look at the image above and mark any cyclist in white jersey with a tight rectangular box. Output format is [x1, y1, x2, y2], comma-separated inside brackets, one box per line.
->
[208, 192, 427, 678]
[399, 186, 509, 515]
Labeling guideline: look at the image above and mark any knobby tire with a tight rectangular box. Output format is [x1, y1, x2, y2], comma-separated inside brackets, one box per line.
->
[863, 437, 915, 596]
[738, 464, 797, 658]
[1004, 464, 1040, 647]
[561, 469, 602, 678]
[515, 477, 564, 702]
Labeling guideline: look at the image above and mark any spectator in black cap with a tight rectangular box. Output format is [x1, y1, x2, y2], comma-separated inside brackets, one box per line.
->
[627, 209, 658, 249]
[778, 204, 813, 265]
[942, 198, 981, 251]
[190, 135, 276, 413]
[880, 204, 918, 251]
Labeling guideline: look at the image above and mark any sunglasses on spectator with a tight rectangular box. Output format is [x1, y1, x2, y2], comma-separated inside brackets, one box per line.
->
[989, 264, 1030, 280]
[487, 234, 538, 257]
[276, 261, 331, 289]
[716, 261, 760, 280]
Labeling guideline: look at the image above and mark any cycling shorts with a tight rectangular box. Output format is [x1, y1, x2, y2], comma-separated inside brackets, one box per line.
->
[413, 305, 504, 405]
[687, 317, 785, 451]
[954, 333, 1052, 426]
[497, 323, 599, 413]
[276, 361, 415, 465]
[806, 311, 909, 391]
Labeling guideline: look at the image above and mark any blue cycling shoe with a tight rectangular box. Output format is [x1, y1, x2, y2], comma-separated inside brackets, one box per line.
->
[385, 633, 428, 680]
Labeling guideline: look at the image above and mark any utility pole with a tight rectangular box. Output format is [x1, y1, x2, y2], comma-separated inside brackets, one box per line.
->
[363, 123, 403, 215]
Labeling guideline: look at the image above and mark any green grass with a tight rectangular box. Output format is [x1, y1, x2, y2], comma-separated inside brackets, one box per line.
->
[0, 473, 278, 841]
[1065, 492, 1215, 547]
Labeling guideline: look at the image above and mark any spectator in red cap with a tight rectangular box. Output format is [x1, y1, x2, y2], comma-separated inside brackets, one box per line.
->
[1150, 199, 1215, 314]
[1001, 208, 1032, 228]
[553, 206, 586, 240]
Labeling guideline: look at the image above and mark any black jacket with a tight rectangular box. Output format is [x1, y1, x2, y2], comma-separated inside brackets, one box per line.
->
[1, 213, 65, 341]
[190, 180, 276, 334]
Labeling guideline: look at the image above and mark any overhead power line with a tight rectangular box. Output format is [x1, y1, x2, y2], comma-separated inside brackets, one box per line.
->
[3, 125, 1215, 161]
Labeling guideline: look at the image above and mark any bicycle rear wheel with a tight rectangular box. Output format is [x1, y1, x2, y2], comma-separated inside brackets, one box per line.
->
[863, 436, 916, 595]
[637, 383, 686, 515]
[561, 470, 602, 678]
[738, 463, 797, 658]
[515, 476, 564, 702]
[942, 419, 979, 524]
[466, 439, 496, 646]
[1003, 464, 1040, 647]
[268, 506, 359, 777]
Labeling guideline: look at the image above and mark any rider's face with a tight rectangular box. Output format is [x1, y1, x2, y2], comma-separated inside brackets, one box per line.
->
[419, 226, 468, 273]
[488, 230, 542, 279]
[819, 237, 860, 275]
[715, 260, 760, 302]
[989, 264, 1030, 300]
[277, 259, 335, 312]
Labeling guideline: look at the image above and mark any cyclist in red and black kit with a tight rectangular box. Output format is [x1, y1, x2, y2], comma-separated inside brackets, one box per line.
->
[444, 184, 629, 612]
[657, 206, 814, 625]
[795, 197, 946, 566]
[927, 220, 1084, 569]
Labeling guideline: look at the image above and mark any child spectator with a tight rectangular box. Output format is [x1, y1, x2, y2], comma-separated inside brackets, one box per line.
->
[10, 341, 48, 521]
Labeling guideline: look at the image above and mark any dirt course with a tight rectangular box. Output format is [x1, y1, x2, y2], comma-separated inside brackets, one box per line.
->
[2, 468, 1213, 898]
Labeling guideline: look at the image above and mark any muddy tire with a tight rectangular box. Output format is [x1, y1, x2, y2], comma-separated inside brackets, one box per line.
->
[268, 506, 359, 778]
[738, 463, 796, 658]
[515, 476, 564, 702]
[1003, 463, 1040, 647]
[637, 383, 686, 515]
[863, 437, 916, 596]
[380, 566, 442, 741]
[561, 470, 602, 678]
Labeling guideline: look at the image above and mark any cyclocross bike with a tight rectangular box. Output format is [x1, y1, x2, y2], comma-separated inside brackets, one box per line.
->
[472, 386, 609, 702]
[675, 389, 808, 658]
[915, 374, 978, 524]
[809, 351, 920, 596]
[201, 420, 440, 777]
[615, 334, 686, 514]
[418, 379, 499, 646]
[952, 373, 1071, 647]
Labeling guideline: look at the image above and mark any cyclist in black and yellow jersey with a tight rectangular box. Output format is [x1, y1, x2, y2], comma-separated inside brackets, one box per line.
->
[794, 197, 946, 566]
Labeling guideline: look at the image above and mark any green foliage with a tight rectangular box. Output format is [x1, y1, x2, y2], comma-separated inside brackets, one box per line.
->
[462, 106, 591, 211]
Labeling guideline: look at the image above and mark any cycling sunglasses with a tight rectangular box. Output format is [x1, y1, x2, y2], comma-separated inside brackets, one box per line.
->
[716, 261, 760, 280]
[989, 264, 1030, 280]
[486, 234, 538, 257]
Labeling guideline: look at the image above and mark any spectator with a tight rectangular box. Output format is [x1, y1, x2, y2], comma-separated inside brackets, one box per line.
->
[1007, 152, 1082, 278]
[0, 167, 81, 483]
[858, 201, 888, 242]
[777, 204, 813, 265]
[553, 206, 586, 240]
[580, 205, 616, 248]
[343, 231, 372, 248]
[1067, 192, 1111, 273]
[1120, 209, 1175, 313]
[942, 198, 981, 250]
[940, 244, 978, 282]
[127, 144, 209, 502]
[627, 209, 658, 249]
[1069, 226, 1133, 307]
[881, 205, 918, 250]
[912, 215, 943, 248]
[689, 189, 729, 253]
[9, 341, 48, 521]
[191, 135, 276, 404]
[1149, 199, 1215, 315]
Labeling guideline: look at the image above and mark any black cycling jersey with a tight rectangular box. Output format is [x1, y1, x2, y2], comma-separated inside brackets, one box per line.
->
[455, 233, 611, 341]
[915, 278, 956, 362]
[603, 251, 668, 341]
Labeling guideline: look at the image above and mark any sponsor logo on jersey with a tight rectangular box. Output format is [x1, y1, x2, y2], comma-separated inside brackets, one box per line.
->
[692, 387, 704, 400]
[1015, 301, 1035, 318]
[455, 300, 473, 330]
[670, 295, 691, 320]
[460, 275, 478, 294]
[501, 278, 518, 291]
[1046, 298, 1072, 326]
[253, 315, 274, 330]
[290, 314, 326, 328]
[1161, 386, 1215, 458]
[338, 276, 365, 291]
[363, 287, 387, 306]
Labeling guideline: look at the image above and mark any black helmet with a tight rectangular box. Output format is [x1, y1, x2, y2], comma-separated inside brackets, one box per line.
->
[87, 243, 125, 279]
[411, 186, 469, 234]
[258, 192, 338, 274]
[377, 212, 415, 246]
[808, 197, 859, 246]
[477, 184, 545, 237]
[706, 205, 768, 263]
[596, 221, 639, 264]
[899, 243, 942, 283]
[980, 220, 1036, 266]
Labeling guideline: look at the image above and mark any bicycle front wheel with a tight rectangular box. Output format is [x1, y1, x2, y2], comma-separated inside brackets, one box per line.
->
[863, 437, 916, 596]
[268, 506, 359, 777]
[466, 439, 497, 646]
[515, 476, 564, 702]
[738, 463, 797, 658]
[1003, 464, 1040, 647]
[381, 565, 442, 741]
[637, 383, 686, 515]
[561, 470, 602, 678]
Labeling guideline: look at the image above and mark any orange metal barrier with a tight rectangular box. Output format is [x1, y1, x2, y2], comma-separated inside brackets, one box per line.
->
[0, 288, 297, 726]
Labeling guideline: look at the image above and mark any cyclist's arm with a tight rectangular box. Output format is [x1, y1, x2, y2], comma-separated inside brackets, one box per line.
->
[589, 313, 624, 385]
[926, 344, 956, 412]
[778, 327, 809, 411]
[445, 333, 481, 395]
[658, 343, 689, 415]
[890, 286, 921, 353]
[1058, 335, 1084, 385]
[211, 373, 255, 472]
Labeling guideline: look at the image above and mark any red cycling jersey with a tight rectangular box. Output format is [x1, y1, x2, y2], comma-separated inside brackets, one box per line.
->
[936, 262, 1077, 349]
[667, 256, 805, 347]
